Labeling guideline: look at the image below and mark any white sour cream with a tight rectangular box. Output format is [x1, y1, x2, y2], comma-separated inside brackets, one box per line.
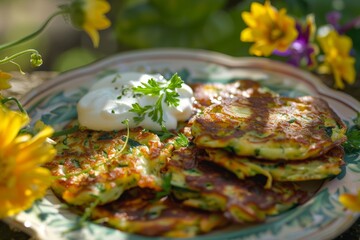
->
[77, 72, 194, 131]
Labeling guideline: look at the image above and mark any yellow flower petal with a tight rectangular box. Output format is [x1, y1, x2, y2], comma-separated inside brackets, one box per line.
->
[0, 71, 12, 90]
[333, 70, 344, 89]
[0, 106, 56, 218]
[82, 0, 111, 47]
[265, 1, 277, 21]
[317, 29, 356, 89]
[240, 1, 297, 56]
[68, 0, 111, 48]
[0, 105, 29, 149]
[251, 42, 276, 57]
[339, 192, 360, 212]
[306, 14, 316, 41]
[0, 168, 53, 218]
[242, 12, 256, 28]
[83, 24, 101, 48]
[251, 2, 267, 17]
[240, 28, 255, 42]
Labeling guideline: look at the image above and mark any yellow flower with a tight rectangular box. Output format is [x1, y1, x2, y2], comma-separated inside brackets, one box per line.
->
[317, 28, 356, 89]
[0, 71, 12, 90]
[68, 0, 111, 48]
[339, 190, 360, 212]
[0, 105, 56, 218]
[240, 1, 298, 56]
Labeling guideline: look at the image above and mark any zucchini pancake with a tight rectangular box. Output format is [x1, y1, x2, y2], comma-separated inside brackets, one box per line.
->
[191, 96, 347, 160]
[46, 125, 172, 206]
[204, 146, 345, 188]
[46, 78, 347, 237]
[190, 80, 277, 110]
[168, 146, 307, 223]
[91, 187, 228, 237]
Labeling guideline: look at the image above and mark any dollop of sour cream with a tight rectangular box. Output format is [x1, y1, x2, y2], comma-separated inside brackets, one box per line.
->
[77, 72, 194, 131]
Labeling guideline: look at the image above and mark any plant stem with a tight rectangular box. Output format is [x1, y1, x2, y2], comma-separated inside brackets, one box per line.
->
[52, 125, 79, 137]
[339, 16, 360, 34]
[1, 97, 27, 114]
[0, 10, 66, 51]
[0, 49, 39, 65]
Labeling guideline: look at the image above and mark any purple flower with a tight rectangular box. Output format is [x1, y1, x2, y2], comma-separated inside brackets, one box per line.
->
[327, 11, 360, 35]
[274, 15, 318, 68]
[326, 11, 342, 31]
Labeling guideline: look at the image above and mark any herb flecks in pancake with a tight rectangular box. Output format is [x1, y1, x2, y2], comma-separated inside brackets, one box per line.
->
[91, 188, 228, 237]
[168, 146, 308, 223]
[46, 79, 347, 237]
[192, 96, 347, 160]
[205, 146, 344, 186]
[46, 126, 172, 206]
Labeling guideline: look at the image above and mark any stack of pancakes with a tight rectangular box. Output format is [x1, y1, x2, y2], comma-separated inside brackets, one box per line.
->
[165, 80, 346, 226]
[190, 80, 347, 188]
[46, 80, 347, 237]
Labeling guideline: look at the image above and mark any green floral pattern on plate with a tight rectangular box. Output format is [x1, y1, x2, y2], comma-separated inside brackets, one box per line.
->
[12, 49, 360, 240]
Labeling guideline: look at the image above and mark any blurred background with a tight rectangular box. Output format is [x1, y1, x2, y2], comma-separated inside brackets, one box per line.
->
[0, 0, 359, 74]
[1, 1, 360, 239]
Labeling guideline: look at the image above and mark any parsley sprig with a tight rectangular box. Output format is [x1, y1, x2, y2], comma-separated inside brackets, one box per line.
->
[343, 112, 360, 153]
[130, 73, 184, 129]
[174, 133, 189, 148]
[154, 173, 172, 200]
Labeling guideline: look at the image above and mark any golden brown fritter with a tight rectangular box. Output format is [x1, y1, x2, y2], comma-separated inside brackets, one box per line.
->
[204, 146, 345, 188]
[192, 96, 347, 160]
[91, 188, 228, 238]
[191, 80, 276, 110]
[168, 146, 308, 223]
[45, 79, 348, 238]
[45, 126, 172, 206]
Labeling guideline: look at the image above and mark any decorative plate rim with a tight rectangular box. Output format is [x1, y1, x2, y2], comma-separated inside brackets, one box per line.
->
[20, 48, 360, 112]
[7, 48, 360, 240]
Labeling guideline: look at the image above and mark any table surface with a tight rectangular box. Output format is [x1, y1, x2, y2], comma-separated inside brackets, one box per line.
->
[1, 71, 360, 240]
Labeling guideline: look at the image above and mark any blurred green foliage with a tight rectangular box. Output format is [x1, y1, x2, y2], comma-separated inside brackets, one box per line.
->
[115, 0, 229, 47]
[113, 0, 249, 56]
[112, 0, 359, 55]
[52, 48, 98, 72]
[3, 0, 357, 74]
[106, 0, 360, 75]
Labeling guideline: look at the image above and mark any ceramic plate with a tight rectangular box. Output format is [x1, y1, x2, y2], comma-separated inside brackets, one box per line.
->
[6, 49, 360, 240]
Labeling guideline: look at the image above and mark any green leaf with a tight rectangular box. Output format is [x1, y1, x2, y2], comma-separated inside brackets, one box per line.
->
[52, 48, 97, 72]
[167, 73, 184, 90]
[132, 78, 162, 95]
[121, 137, 142, 148]
[130, 73, 184, 129]
[149, 0, 226, 27]
[344, 125, 360, 153]
[154, 173, 172, 200]
[164, 91, 180, 107]
[174, 133, 189, 148]
[115, 1, 232, 49]
[129, 103, 151, 123]
[354, 112, 360, 128]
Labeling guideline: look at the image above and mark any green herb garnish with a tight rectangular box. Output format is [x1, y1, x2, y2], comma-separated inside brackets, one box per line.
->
[354, 112, 360, 128]
[288, 118, 297, 123]
[154, 173, 172, 200]
[344, 126, 360, 153]
[130, 73, 184, 129]
[58, 119, 130, 180]
[64, 197, 101, 234]
[174, 133, 189, 148]
[343, 112, 360, 153]
[52, 125, 79, 138]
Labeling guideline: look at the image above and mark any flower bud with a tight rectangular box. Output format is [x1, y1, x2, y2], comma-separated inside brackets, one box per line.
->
[66, 0, 86, 29]
[30, 53, 43, 67]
